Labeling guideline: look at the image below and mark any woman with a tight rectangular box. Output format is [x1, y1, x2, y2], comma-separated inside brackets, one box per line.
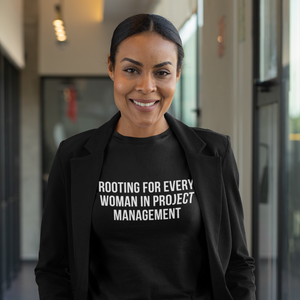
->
[35, 14, 256, 300]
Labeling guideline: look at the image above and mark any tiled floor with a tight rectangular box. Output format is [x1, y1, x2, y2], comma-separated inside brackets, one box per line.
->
[3, 262, 39, 300]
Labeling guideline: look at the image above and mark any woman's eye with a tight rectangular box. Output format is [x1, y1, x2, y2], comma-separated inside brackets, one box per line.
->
[124, 68, 138, 74]
[157, 70, 170, 76]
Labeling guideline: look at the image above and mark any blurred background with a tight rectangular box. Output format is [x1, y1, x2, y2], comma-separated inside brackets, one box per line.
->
[0, 0, 299, 299]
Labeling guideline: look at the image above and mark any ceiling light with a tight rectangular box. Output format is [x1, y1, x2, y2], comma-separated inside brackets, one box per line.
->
[53, 19, 63, 27]
[53, 3, 67, 43]
[57, 36, 67, 42]
[56, 31, 66, 36]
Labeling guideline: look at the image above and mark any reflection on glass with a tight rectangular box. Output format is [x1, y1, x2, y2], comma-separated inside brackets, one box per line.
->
[42, 77, 117, 174]
[260, 0, 277, 81]
[258, 104, 278, 300]
[170, 75, 182, 120]
[180, 14, 197, 127]
[284, 1, 300, 298]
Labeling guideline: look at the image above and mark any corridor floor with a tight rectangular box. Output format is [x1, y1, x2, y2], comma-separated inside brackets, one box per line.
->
[3, 262, 39, 300]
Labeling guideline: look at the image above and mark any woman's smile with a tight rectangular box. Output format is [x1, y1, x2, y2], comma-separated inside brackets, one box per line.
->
[108, 32, 181, 137]
[131, 100, 158, 107]
[130, 99, 160, 112]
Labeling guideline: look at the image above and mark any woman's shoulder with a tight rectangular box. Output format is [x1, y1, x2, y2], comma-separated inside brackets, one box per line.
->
[191, 126, 229, 143]
[56, 113, 120, 160]
[62, 128, 97, 146]
[190, 126, 230, 157]
[57, 128, 98, 159]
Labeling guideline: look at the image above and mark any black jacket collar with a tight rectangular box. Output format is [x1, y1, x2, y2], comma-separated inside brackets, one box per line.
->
[83, 111, 206, 155]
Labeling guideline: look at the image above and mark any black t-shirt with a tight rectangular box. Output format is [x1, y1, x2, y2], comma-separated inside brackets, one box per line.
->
[88, 128, 213, 300]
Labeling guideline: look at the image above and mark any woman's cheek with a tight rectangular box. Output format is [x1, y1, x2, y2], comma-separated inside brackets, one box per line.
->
[114, 80, 128, 96]
[162, 85, 176, 100]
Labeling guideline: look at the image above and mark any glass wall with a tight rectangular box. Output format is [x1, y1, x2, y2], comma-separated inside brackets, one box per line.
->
[254, 0, 300, 299]
[281, 0, 300, 299]
[259, 0, 278, 81]
[257, 104, 278, 300]
[171, 13, 199, 126]
[41, 77, 117, 189]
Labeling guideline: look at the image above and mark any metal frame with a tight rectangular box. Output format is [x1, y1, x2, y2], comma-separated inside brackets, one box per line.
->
[278, 0, 290, 298]
[252, 0, 260, 295]
[0, 45, 4, 300]
[276, 0, 285, 298]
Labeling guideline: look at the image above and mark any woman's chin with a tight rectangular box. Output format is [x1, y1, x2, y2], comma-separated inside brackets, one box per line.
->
[134, 115, 163, 130]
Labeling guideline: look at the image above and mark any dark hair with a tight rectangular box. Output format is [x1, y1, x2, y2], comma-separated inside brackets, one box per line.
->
[109, 14, 184, 72]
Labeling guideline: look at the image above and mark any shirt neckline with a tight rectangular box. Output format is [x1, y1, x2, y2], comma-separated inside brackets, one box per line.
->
[112, 127, 172, 144]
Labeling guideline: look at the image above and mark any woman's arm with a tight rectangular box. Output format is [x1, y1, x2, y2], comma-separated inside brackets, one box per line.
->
[35, 143, 73, 300]
[222, 137, 256, 300]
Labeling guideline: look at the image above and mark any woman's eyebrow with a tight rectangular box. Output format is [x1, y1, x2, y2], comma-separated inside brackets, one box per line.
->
[153, 61, 173, 68]
[121, 58, 143, 66]
[120, 58, 173, 68]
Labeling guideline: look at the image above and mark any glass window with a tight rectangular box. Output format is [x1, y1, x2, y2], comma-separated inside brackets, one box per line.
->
[257, 103, 278, 300]
[171, 13, 199, 127]
[259, 0, 278, 81]
[283, 0, 300, 297]
[180, 14, 198, 127]
[42, 77, 117, 175]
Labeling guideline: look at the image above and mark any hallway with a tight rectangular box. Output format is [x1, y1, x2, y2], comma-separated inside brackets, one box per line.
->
[3, 262, 38, 300]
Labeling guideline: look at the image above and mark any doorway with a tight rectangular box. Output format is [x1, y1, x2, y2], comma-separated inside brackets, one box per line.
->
[253, 0, 300, 299]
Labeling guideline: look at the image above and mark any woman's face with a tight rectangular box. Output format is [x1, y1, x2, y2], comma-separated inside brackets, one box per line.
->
[108, 32, 181, 137]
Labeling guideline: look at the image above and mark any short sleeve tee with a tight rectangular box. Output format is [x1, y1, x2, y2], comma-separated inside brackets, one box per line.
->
[88, 128, 213, 300]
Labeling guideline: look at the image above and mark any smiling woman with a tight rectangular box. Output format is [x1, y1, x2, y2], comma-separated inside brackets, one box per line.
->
[106, 14, 183, 137]
[35, 14, 256, 300]
[108, 32, 180, 137]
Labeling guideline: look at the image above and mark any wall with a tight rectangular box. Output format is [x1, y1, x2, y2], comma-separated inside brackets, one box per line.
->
[201, 0, 253, 251]
[20, 0, 41, 260]
[0, 0, 25, 68]
[152, 0, 197, 29]
[38, 0, 116, 76]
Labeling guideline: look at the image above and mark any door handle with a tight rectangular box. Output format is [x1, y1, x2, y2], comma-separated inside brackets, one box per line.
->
[191, 108, 201, 117]
[254, 78, 278, 93]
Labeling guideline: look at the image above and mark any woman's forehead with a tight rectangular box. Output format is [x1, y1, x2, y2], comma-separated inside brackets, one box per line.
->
[116, 32, 178, 62]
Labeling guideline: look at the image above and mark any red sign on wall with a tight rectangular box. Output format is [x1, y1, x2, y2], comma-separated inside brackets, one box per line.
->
[218, 15, 226, 57]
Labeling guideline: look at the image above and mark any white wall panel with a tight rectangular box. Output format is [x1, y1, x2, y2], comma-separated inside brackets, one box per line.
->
[38, 0, 116, 75]
[0, 0, 24, 68]
[201, 0, 253, 252]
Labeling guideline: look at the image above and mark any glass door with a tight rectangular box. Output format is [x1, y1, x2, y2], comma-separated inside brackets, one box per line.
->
[254, 0, 300, 299]
[253, 0, 281, 299]
[171, 11, 200, 127]
[281, 0, 300, 299]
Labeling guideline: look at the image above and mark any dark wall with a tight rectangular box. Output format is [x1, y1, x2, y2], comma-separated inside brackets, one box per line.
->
[0, 49, 21, 300]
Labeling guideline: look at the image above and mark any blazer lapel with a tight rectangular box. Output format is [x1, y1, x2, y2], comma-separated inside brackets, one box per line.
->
[70, 112, 120, 299]
[71, 151, 104, 298]
[165, 114, 231, 299]
[165, 113, 222, 248]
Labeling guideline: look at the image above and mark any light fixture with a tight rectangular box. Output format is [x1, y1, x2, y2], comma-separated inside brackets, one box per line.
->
[53, 3, 67, 43]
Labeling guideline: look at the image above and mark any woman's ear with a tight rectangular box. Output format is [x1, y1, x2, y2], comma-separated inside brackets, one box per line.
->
[107, 55, 114, 81]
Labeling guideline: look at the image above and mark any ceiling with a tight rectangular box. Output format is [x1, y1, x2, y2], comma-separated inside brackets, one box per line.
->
[103, 0, 159, 21]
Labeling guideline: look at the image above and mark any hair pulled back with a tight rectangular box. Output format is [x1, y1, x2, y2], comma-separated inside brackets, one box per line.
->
[109, 14, 184, 72]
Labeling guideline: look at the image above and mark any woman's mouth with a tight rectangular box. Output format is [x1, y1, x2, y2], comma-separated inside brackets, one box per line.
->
[129, 99, 160, 112]
[132, 100, 157, 107]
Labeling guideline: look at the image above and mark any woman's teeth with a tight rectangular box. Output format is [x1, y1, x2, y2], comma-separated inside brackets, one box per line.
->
[132, 100, 156, 107]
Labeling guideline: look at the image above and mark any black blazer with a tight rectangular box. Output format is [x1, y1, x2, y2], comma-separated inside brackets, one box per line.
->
[35, 112, 256, 300]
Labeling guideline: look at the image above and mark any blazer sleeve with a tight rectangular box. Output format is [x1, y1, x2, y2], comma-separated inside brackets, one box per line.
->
[35, 142, 73, 300]
[222, 137, 256, 300]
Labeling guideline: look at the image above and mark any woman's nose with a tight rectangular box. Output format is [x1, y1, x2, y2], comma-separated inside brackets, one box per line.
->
[135, 73, 157, 94]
